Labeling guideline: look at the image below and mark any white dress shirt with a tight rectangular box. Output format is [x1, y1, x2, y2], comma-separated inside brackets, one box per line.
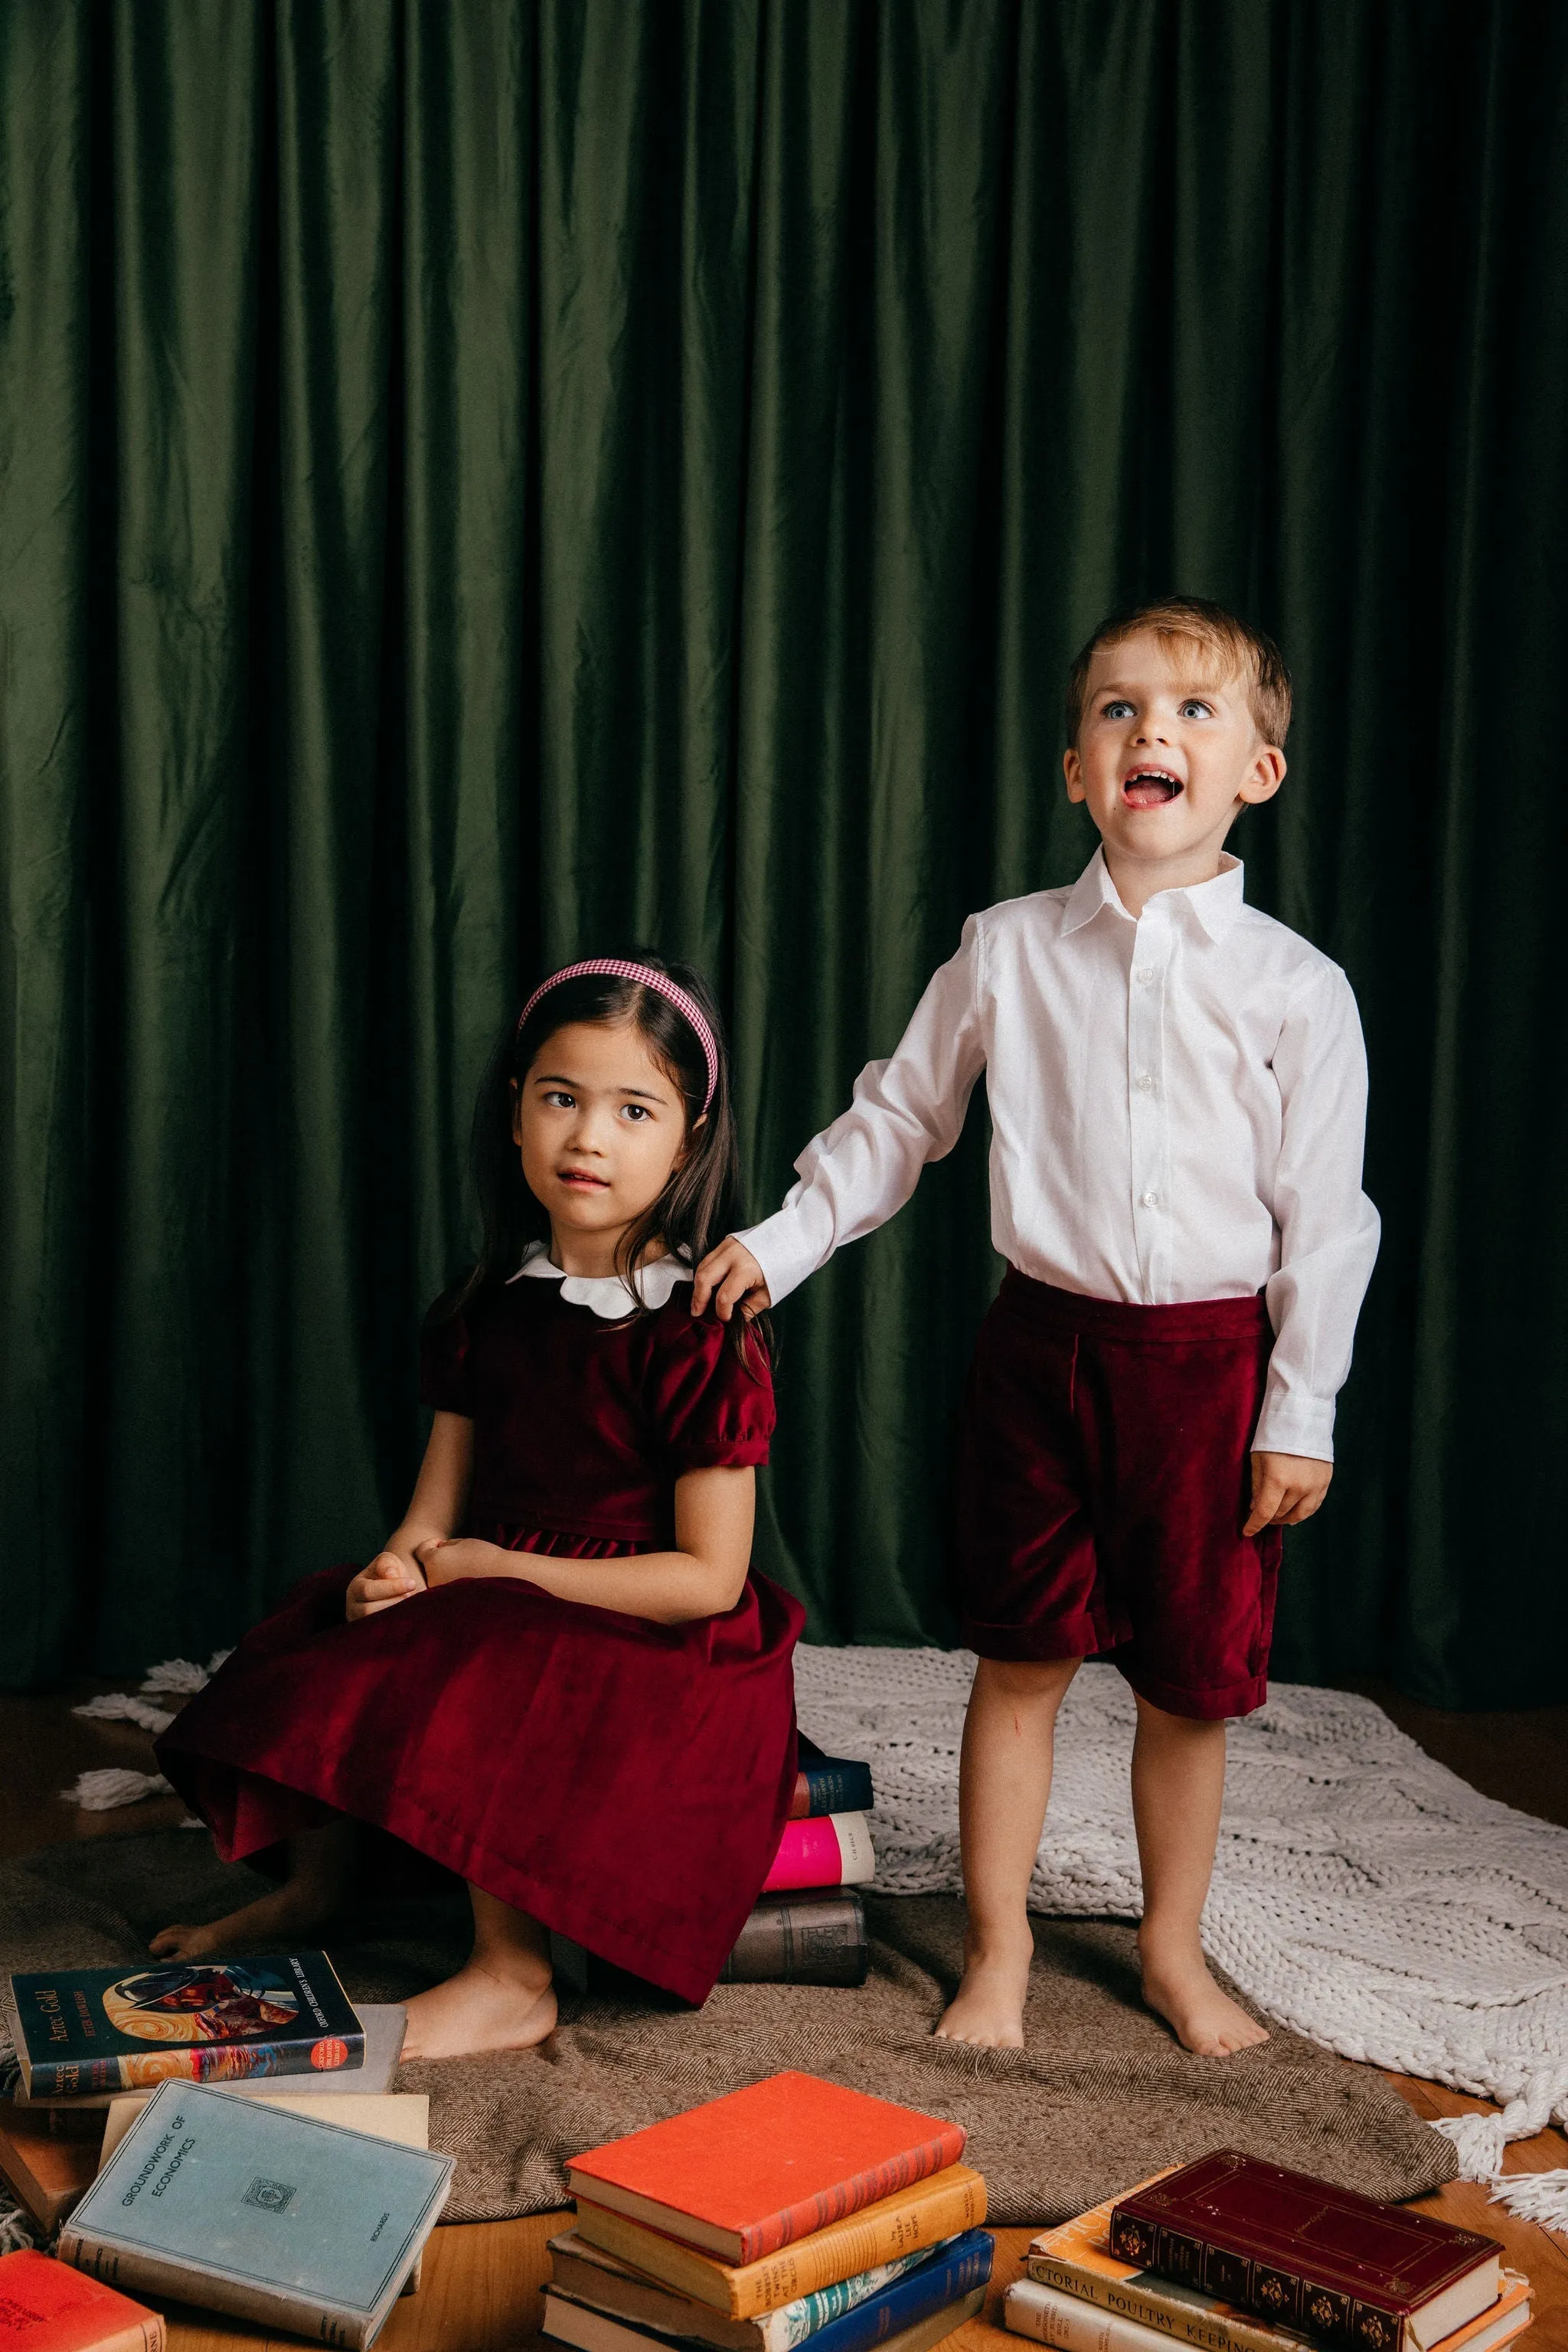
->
[740, 849, 1379, 1461]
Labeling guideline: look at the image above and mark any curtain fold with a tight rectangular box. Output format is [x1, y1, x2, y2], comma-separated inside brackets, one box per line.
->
[1, 0, 1563, 1703]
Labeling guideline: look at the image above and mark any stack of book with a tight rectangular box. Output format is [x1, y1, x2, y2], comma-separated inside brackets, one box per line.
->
[0, 1955, 446, 2347]
[554, 1740, 878, 1994]
[736, 1740, 877, 1986]
[0, 1953, 407, 2237]
[546, 2070, 992, 2352]
[1004, 2151, 1533, 2352]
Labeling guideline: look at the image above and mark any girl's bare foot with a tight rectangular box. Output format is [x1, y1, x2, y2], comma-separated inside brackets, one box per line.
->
[401, 1958, 557, 2060]
[1139, 1934, 1269, 2056]
[933, 1928, 1033, 2048]
[149, 1879, 340, 1962]
[150, 1819, 352, 1961]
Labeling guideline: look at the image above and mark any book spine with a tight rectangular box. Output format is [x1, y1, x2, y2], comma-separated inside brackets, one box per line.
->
[93, 2322, 169, 2352]
[57, 2230, 372, 2350]
[574, 2172, 987, 2319]
[763, 2170, 986, 2316]
[1024, 2257, 1304, 2352]
[807, 2232, 994, 2352]
[788, 1762, 875, 1820]
[1107, 2212, 1390, 2349]
[24, 2053, 154, 2097]
[718, 1893, 868, 1987]
[1008, 2278, 1168, 2350]
[745, 2170, 985, 2312]
[909, 2285, 986, 2349]
[735, 2122, 968, 2264]
[758, 2242, 951, 2352]
[828, 1815, 877, 1887]
[26, 2027, 366, 2100]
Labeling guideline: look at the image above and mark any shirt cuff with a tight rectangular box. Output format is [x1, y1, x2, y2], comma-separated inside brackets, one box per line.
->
[1250, 1396, 1335, 1462]
[737, 1207, 831, 1307]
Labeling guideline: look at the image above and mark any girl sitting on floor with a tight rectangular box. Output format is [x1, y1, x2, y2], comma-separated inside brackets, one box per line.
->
[154, 956, 802, 2061]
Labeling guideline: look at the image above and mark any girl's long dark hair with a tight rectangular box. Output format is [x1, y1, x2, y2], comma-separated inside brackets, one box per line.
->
[429, 952, 768, 1362]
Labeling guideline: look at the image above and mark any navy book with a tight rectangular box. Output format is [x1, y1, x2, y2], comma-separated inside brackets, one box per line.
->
[5, 1954, 364, 2098]
[805, 2230, 994, 2352]
[789, 1737, 874, 1820]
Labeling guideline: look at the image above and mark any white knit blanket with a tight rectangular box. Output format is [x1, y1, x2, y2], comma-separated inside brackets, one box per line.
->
[795, 1646, 1568, 2210]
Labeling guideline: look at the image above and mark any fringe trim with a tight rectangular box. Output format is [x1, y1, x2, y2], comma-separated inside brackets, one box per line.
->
[62, 1766, 174, 1810]
[63, 1652, 230, 1810]
[1488, 2168, 1568, 2233]
[1431, 2061, 1568, 2220]
[0, 2184, 42, 2256]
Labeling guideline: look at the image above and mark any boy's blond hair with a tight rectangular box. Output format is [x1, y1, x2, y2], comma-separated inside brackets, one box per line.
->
[1065, 596, 1292, 750]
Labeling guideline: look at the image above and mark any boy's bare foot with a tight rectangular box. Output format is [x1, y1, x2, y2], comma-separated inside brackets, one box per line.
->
[933, 1929, 1034, 2048]
[1139, 1937, 1269, 2056]
[400, 1959, 557, 2061]
[149, 1880, 341, 1962]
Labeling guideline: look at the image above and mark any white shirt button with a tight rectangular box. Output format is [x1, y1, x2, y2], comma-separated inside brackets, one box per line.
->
[1133, 965, 1158, 985]
[1141, 1189, 1161, 1208]
[1134, 1071, 1155, 1093]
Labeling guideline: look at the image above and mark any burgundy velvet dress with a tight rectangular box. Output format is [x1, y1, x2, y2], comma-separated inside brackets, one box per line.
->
[156, 1274, 803, 2004]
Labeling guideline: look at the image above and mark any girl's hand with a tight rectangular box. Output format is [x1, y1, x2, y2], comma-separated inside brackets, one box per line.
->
[345, 1551, 426, 1622]
[415, 1537, 508, 1586]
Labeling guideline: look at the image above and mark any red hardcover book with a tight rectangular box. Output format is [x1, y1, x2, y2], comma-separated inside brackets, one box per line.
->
[0, 2249, 165, 2350]
[1109, 2151, 1503, 2352]
[565, 2071, 967, 2263]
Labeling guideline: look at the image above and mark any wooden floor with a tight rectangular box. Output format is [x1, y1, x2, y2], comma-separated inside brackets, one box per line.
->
[4, 1678, 1566, 2352]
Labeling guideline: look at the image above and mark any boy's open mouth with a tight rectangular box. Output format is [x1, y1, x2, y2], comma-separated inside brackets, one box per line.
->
[1122, 767, 1184, 808]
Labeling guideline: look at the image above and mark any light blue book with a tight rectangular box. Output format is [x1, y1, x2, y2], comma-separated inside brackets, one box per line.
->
[58, 2079, 455, 2349]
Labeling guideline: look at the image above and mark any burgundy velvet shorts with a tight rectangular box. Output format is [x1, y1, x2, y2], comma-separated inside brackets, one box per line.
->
[956, 1272, 1283, 1720]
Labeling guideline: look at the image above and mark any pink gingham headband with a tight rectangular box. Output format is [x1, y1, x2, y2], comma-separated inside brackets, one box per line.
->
[517, 959, 720, 1112]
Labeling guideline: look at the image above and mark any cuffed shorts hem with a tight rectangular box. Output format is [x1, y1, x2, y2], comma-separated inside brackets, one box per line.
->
[1115, 1657, 1269, 1722]
[959, 1613, 1102, 1664]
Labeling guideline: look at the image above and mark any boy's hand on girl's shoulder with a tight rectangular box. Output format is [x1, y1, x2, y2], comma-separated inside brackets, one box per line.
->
[345, 1550, 427, 1621]
[1245, 1452, 1332, 1537]
[691, 1236, 771, 1322]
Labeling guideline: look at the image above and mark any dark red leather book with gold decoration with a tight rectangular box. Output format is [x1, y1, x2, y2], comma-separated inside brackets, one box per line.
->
[1108, 2151, 1503, 2352]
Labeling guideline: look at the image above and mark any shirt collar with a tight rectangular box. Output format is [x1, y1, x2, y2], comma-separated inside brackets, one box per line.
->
[1061, 845, 1246, 943]
[507, 1240, 694, 1318]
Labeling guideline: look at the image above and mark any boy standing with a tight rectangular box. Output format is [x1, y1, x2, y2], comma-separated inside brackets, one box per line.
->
[693, 597, 1379, 2055]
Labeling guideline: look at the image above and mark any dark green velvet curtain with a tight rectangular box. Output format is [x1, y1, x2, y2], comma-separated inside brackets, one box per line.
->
[2, 1, 1563, 1703]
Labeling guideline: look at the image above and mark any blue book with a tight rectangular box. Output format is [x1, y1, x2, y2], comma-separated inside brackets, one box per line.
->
[792, 1739, 874, 1819]
[803, 2230, 995, 2352]
[57, 2080, 454, 2348]
[5, 1952, 364, 2097]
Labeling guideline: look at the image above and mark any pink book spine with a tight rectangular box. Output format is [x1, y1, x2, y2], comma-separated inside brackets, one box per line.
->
[761, 1815, 842, 1892]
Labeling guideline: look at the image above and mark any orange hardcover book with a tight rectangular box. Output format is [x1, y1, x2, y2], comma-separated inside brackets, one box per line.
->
[0, 2248, 165, 2350]
[573, 2163, 988, 2319]
[566, 2072, 967, 2262]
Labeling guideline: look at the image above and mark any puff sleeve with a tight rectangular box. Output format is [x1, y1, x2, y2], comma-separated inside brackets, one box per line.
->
[420, 1310, 473, 1416]
[649, 1309, 775, 1473]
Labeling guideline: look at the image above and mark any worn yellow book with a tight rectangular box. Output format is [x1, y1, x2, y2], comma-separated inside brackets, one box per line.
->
[573, 2164, 988, 2318]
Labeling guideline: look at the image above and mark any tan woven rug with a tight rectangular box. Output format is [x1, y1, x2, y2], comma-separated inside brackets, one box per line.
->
[2, 1834, 1452, 2225]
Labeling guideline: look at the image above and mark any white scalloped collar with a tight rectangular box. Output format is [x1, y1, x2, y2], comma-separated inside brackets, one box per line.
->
[507, 1240, 694, 1318]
